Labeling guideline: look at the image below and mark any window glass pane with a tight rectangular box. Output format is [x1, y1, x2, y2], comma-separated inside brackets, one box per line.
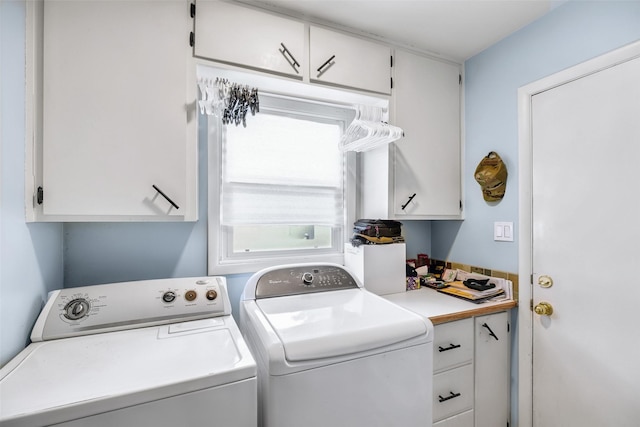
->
[224, 113, 342, 187]
[221, 103, 346, 228]
[231, 225, 333, 253]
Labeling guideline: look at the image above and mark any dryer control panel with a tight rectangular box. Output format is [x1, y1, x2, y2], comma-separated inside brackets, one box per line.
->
[31, 277, 231, 342]
[255, 265, 359, 299]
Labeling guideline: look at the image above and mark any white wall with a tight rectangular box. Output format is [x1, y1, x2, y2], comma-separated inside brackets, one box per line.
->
[0, 0, 63, 367]
[432, 0, 640, 274]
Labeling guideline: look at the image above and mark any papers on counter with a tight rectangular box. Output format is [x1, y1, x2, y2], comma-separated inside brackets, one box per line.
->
[437, 269, 513, 303]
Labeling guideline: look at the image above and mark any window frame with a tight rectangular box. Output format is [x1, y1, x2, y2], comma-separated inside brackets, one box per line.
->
[207, 93, 357, 275]
[202, 65, 391, 275]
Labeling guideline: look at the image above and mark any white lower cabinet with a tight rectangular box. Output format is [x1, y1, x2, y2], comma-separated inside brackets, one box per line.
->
[434, 410, 474, 427]
[434, 364, 474, 422]
[474, 312, 510, 427]
[432, 312, 510, 427]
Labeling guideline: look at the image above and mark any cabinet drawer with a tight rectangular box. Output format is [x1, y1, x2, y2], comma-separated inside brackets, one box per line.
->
[433, 364, 474, 422]
[434, 409, 474, 427]
[433, 318, 473, 372]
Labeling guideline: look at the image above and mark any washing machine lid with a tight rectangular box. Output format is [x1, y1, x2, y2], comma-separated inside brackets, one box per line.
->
[257, 289, 429, 361]
[0, 317, 256, 426]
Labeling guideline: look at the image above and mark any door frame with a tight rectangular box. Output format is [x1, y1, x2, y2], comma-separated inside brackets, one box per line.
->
[517, 39, 640, 427]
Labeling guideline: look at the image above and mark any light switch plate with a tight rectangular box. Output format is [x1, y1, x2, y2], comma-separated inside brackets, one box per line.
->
[494, 221, 514, 242]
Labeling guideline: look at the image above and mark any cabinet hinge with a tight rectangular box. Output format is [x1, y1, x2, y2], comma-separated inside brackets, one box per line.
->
[390, 77, 393, 89]
[507, 322, 510, 333]
[530, 299, 534, 311]
[190, 3, 196, 18]
[189, 31, 194, 47]
[459, 200, 463, 211]
[459, 74, 462, 85]
[530, 274, 534, 284]
[36, 186, 43, 205]
[390, 55, 393, 67]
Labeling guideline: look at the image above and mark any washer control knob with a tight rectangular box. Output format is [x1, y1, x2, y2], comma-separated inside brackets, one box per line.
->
[185, 290, 197, 301]
[162, 291, 176, 303]
[206, 290, 218, 301]
[302, 272, 314, 285]
[64, 298, 90, 320]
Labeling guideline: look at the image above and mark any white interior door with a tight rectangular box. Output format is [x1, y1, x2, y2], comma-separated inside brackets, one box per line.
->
[531, 55, 640, 426]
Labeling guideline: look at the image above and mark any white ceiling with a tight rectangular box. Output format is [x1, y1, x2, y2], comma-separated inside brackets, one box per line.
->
[237, 0, 560, 62]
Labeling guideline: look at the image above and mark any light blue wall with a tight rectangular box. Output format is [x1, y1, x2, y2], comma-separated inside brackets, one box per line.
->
[431, 0, 640, 274]
[0, 1, 64, 367]
[435, 3, 640, 425]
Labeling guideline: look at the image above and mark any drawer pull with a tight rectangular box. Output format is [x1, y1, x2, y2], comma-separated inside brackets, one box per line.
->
[438, 391, 461, 403]
[438, 343, 461, 352]
[482, 322, 499, 340]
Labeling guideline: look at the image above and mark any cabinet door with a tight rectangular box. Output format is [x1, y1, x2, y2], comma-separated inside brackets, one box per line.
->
[393, 50, 461, 218]
[475, 312, 510, 427]
[194, 1, 304, 78]
[42, 0, 196, 220]
[310, 26, 391, 94]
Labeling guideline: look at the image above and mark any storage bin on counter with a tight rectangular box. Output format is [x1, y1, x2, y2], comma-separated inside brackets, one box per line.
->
[344, 243, 406, 295]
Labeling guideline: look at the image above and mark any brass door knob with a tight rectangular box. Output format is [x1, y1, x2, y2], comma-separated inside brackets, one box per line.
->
[534, 302, 554, 316]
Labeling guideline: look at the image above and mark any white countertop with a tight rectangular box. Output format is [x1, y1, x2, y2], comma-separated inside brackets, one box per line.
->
[383, 287, 517, 324]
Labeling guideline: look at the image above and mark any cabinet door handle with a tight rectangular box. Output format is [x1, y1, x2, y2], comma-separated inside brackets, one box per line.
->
[317, 54, 336, 74]
[401, 193, 416, 210]
[279, 43, 300, 73]
[438, 343, 461, 352]
[482, 322, 499, 340]
[152, 185, 179, 210]
[438, 391, 461, 403]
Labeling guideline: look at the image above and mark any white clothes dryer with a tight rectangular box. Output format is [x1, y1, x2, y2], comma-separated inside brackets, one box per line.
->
[0, 277, 256, 427]
[240, 263, 434, 427]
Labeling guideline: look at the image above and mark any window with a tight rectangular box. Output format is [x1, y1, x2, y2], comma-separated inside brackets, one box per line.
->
[208, 94, 356, 274]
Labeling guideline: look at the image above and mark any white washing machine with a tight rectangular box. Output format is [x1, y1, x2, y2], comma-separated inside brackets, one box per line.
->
[240, 263, 434, 427]
[0, 277, 256, 427]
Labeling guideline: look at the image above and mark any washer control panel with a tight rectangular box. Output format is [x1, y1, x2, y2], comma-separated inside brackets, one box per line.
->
[31, 277, 230, 342]
[255, 265, 359, 299]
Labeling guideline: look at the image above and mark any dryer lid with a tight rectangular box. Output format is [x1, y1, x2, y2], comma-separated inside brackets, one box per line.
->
[0, 318, 256, 425]
[257, 289, 429, 361]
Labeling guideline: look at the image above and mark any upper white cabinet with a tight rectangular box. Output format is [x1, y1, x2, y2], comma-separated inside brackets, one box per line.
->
[309, 26, 391, 94]
[36, 0, 197, 221]
[192, 2, 390, 94]
[392, 49, 462, 219]
[194, 1, 304, 78]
